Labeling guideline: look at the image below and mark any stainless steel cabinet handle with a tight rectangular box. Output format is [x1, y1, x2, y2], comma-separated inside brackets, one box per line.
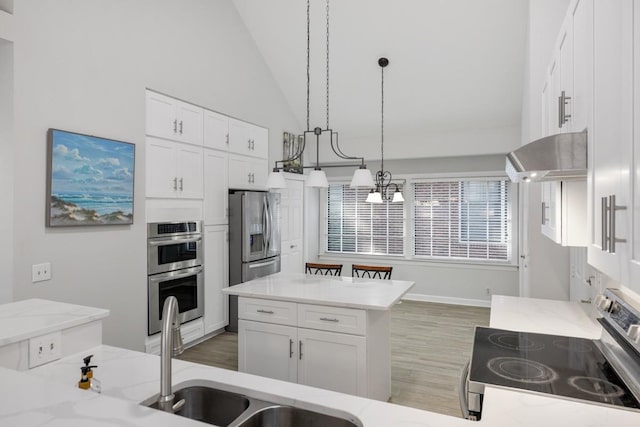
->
[179, 177, 183, 191]
[319, 317, 339, 322]
[257, 309, 274, 314]
[289, 339, 293, 358]
[601, 197, 608, 251]
[248, 139, 252, 150]
[609, 194, 616, 254]
[248, 173, 252, 183]
[226, 133, 229, 144]
[558, 90, 572, 128]
[173, 177, 178, 190]
[251, 139, 255, 150]
[179, 120, 183, 135]
[541, 202, 546, 225]
[299, 341, 303, 360]
[173, 119, 177, 133]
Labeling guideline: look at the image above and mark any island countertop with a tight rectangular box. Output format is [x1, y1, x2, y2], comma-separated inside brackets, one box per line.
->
[222, 272, 415, 310]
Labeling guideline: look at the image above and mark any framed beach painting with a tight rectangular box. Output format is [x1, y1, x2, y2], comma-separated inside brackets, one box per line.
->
[46, 129, 135, 227]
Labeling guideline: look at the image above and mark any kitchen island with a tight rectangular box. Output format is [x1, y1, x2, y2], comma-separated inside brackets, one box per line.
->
[222, 272, 415, 401]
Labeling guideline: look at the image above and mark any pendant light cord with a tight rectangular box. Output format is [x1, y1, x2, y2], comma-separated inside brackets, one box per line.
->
[381, 63, 384, 175]
[326, 0, 330, 130]
[306, 0, 310, 132]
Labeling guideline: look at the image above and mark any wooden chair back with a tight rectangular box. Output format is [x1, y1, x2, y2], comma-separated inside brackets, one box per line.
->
[305, 262, 343, 276]
[352, 264, 393, 280]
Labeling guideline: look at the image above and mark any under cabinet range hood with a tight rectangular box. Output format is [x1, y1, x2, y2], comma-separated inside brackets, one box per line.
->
[505, 130, 587, 183]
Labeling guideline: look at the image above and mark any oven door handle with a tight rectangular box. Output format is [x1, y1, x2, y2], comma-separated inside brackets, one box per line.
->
[151, 266, 203, 281]
[148, 237, 202, 246]
[459, 359, 471, 420]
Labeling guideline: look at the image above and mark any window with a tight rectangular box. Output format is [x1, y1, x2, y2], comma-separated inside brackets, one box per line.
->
[327, 184, 404, 255]
[413, 179, 512, 262]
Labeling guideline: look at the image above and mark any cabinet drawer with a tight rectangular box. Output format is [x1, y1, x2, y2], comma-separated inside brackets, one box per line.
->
[238, 297, 297, 326]
[298, 304, 366, 336]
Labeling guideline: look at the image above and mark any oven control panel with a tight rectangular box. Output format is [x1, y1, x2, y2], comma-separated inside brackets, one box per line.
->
[599, 289, 640, 350]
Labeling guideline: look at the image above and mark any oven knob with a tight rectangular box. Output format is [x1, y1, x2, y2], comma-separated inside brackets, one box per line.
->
[595, 294, 612, 311]
[628, 324, 640, 344]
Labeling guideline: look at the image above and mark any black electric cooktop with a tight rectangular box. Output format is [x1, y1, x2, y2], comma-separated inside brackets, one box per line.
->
[469, 327, 640, 409]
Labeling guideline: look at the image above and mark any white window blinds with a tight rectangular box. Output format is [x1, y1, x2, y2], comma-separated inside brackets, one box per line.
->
[327, 184, 404, 255]
[413, 180, 511, 262]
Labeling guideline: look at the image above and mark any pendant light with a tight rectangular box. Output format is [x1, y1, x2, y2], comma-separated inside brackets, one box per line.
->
[266, 0, 375, 190]
[367, 57, 404, 203]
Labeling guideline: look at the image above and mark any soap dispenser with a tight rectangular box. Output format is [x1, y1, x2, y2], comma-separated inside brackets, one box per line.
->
[83, 355, 94, 379]
[78, 365, 97, 390]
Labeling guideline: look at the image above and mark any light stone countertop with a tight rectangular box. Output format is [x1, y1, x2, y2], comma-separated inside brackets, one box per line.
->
[222, 272, 415, 310]
[0, 298, 109, 346]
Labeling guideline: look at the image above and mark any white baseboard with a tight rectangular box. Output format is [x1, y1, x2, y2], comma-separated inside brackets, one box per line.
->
[402, 293, 491, 308]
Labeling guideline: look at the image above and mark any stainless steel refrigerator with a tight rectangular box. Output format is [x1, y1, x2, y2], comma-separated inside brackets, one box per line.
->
[227, 190, 281, 332]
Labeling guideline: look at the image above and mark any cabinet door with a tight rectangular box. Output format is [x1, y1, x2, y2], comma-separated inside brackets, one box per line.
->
[146, 91, 178, 141]
[278, 178, 304, 274]
[204, 225, 229, 334]
[250, 125, 269, 159]
[204, 110, 229, 151]
[297, 328, 367, 397]
[548, 56, 561, 133]
[204, 149, 228, 225]
[588, 0, 633, 280]
[248, 158, 268, 191]
[541, 181, 561, 243]
[628, 4, 640, 292]
[558, 17, 574, 133]
[228, 118, 253, 156]
[177, 144, 203, 199]
[146, 137, 178, 198]
[572, 0, 594, 133]
[176, 100, 203, 146]
[238, 320, 297, 383]
[228, 154, 251, 189]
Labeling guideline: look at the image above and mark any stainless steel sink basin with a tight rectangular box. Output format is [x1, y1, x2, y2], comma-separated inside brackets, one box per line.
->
[142, 380, 362, 427]
[146, 385, 250, 427]
[237, 405, 360, 427]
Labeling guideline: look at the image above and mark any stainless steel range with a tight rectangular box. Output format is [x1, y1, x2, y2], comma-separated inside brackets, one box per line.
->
[462, 288, 640, 420]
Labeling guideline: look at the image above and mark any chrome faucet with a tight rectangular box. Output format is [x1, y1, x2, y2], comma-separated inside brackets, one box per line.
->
[157, 296, 185, 413]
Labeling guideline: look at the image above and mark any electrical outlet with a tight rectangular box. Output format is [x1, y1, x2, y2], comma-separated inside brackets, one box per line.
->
[29, 331, 62, 368]
[486, 288, 492, 296]
[32, 262, 52, 283]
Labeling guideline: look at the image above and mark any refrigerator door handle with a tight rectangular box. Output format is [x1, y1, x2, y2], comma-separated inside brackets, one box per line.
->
[248, 259, 278, 269]
[264, 194, 271, 254]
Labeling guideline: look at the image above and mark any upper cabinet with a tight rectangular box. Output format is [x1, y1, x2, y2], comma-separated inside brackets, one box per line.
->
[587, 0, 633, 282]
[627, 3, 640, 289]
[146, 137, 204, 199]
[146, 91, 203, 146]
[228, 118, 268, 159]
[204, 109, 229, 151]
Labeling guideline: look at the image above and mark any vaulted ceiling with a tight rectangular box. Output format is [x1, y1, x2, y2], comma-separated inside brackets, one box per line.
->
[232, 0, 528, 159]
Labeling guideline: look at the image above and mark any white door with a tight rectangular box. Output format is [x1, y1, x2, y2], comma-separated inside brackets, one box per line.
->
[204, 110, 229, 151]
[228, 118, 252, 156]
[176, 100, 203, 146]
[279, 178, 304, 274]
[146, 91, 177, 141]
[297, 328, 367, 397]
[204, 149, 228, 225]
[238, 320, 297, 383]
[146, 137, 177, 198]
[250, 125, 269, 159]
[541, 181, 561, 243]
[177, 144, 203, 199]
[204, 225, 229, 334]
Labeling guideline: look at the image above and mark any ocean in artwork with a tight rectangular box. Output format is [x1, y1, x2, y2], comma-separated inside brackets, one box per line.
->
[48, 129, 135, 226]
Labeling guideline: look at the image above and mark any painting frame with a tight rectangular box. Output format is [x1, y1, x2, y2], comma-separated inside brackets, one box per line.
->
[46, 128, 136, 227]
[282, 131, 303, 174]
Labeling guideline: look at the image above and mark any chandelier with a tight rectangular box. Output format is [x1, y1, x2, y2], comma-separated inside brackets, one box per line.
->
[266, 0, 375, 190]
[367, 57, 404, 203]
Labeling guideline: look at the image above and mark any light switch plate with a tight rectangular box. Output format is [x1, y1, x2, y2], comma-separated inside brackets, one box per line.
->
[32, 262, 52, 283]
[29, 331, 62, 368]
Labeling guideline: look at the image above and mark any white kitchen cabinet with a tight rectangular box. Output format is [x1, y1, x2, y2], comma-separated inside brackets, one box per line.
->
[541, 181, 587, 246]
[238, 320, 297, 383]
[228, 118, 268, 159]
[146, 91, 203, 146]
[203, 225, 229, 334]
[587, 0, 633, 281]
[237, 297, 389, 400]
[145, 137, 203, 199]
[228, 153, 267, 191]
[627, 4, 640, 293]
[278, 177, 304, 274]
[204, 109, 229, 151]
[297, 328, 367, 396]
[203, 149, 228, 225]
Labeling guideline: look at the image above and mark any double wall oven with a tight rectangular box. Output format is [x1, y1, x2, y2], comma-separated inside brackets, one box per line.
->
[147, 221, 203, 335]
[461, 288, 640, 420]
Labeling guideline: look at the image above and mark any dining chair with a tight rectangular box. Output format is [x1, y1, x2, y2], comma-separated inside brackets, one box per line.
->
[305, 262, 343, 276]
[352, 264, 393, 279]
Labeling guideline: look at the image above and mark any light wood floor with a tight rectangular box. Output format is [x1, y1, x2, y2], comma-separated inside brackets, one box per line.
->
[178, 300, 490, 418]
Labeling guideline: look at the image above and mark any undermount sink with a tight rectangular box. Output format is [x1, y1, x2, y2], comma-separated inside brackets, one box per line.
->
[142, 380, 362, 427]
[237, 405, 360, 427]
[146, 385, 250, 427]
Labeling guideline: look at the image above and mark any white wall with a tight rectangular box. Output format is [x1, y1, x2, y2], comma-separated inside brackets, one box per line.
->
[519, 0, 573, 300]
[315, 154, 519, 305]
[0, 36, 14, 304]
[11, 0, 299, 351]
